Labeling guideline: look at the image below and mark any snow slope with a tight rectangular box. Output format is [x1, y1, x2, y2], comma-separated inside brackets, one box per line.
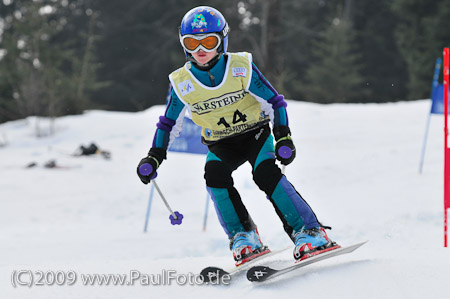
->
[0, 100, 449, 299]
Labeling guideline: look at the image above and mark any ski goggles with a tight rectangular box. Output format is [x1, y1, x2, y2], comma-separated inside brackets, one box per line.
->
[180, 33, 222, 54]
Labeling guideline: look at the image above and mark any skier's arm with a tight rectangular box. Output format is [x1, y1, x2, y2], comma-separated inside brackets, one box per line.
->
[249, 63, 295, 165]
[152, 87, 186, 150]
[248, 62, 288, 128]
[137, 85, 186, 184]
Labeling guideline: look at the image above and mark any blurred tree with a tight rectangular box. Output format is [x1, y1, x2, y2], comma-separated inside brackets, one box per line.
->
[0, 0, 103, 124]
[353, 0, 408, 102]
[2, 0, 448, 123]
[278, 0, 340, 99]
[91, 0, 254, 111]
[0, 1, 63, 123]
[392, 0, 450, 100]
[303, 1, 364, 103]
[232, 0, 282, 86]
[422, 0, 450, 84]
[304, 19, 364, 103]
[91, 0, 183, 111]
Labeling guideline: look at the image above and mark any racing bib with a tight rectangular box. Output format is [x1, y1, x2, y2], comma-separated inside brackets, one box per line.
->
[169, 52, 270, 142]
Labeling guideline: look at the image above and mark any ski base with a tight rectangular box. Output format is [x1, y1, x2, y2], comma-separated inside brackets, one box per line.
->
[247, 241, 367, 282]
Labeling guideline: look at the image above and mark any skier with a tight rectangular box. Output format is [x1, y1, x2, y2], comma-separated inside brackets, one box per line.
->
[137, 6, 339, 265]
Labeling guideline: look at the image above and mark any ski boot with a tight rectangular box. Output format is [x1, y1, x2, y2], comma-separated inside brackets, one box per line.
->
[230, 229, 270, 266]
[293, 227, 340, 261]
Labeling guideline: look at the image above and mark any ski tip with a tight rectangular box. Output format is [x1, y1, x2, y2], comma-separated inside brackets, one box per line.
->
[354, 240, 369, 247]
[200, 267, 229, 283]
[336, 240, 368, 255]
[246, 265, 276, 282]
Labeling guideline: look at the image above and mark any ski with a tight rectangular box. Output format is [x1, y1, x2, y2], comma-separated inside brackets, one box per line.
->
[200, 246, 290, 283]
[247, 241, 367, 282]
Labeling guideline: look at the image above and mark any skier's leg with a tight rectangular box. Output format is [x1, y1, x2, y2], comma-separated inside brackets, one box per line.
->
[248, 127, 339, 259]
[253, 161, 321, 237]
[261, 163, 339, 259]
[204, 150, 255, 238]
[247, 126, 320, 239]
[205, 146, 269, 265]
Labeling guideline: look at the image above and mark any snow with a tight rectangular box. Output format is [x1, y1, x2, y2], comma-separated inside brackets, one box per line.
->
[1, 100, 449, 299]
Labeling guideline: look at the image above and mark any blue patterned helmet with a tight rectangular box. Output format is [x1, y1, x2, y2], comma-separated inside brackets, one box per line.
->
[179, 6, 229, 56]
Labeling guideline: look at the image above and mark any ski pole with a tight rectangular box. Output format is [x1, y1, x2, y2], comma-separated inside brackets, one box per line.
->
[143, 183, 155, 232]
[139, 163, 183, 225]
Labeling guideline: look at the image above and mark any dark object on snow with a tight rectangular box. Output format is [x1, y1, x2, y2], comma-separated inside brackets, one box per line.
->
[26, 162, 38, 168]
[75, 143, 111, 159]
[25, 160, 81, 170]
[44, 159, 57, 168]
[25, 160, 59, 169]
[79, 143, 99, 155]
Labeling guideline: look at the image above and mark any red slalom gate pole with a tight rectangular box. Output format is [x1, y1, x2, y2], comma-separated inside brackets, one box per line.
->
[444, 47, 449, 247]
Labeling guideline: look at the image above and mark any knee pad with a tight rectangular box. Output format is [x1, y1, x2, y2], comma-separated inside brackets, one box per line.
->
[253, 159, 283, 195]
[204, 161, 234, 188]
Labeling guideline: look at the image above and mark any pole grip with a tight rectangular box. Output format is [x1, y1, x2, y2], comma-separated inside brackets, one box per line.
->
[278, 145, 293, 159]
[139, 163, 153, 176]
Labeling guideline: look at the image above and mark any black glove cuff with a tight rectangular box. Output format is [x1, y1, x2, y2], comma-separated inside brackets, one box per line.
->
[273, 125, 291, 141]
[148, 147, 167, 164]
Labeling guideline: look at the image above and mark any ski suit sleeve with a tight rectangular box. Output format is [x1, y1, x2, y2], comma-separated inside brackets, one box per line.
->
[248, 62, 288, 127]
[152, 84, 186, 150]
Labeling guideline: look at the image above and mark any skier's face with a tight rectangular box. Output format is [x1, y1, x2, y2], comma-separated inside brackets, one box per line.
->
[192, 49, 218, 66]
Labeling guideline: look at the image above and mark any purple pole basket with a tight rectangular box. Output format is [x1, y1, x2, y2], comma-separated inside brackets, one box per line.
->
[170, 211, 184, 225]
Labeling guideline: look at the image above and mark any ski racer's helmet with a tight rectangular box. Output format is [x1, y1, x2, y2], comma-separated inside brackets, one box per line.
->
[179, 6, 229, 58]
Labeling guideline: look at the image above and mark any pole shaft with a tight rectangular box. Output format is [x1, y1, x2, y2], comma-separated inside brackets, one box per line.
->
[143, 183, 155, 232]
[152, 180, 177, 219]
